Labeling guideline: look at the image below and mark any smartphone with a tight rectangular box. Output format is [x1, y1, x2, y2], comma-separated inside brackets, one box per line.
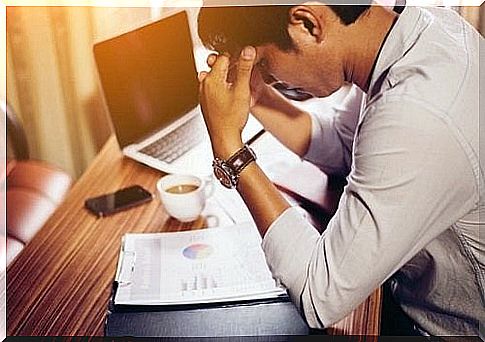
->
[85, 185, 153, 217]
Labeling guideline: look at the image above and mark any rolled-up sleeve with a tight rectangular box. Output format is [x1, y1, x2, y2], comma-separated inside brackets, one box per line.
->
[262, 98, 477, 328]
[303, 85, 363, 177]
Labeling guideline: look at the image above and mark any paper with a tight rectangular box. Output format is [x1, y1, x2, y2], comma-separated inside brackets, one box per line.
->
[211, 184, 253, 224]
[114, 223, 286, 305]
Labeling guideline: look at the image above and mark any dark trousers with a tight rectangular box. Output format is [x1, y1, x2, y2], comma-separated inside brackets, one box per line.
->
[380, 280, 422, 336]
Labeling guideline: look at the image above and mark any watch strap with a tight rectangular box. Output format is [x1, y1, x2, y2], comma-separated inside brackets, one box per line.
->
[227, 144, 256, 174]
[212, 144, 256, 189]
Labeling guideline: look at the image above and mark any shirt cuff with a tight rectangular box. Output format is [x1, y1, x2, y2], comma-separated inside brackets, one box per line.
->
[262, 207, 320, 308]
[303, 113, 324, 163]
[303, 113, 342, 175]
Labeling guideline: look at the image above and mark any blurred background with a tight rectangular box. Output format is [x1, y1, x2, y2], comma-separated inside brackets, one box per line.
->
[4, 2, 485, 180]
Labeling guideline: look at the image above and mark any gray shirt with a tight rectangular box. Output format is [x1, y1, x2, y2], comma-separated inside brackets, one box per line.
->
[262, 6, 484, 336]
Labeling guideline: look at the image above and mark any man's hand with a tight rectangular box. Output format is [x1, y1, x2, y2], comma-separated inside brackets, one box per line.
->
[205, 51, 269, 110]
[198, 46, 256, 159]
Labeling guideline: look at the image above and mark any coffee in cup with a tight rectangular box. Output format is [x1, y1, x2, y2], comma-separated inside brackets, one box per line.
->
[165, 184, 199, 194]
[157, 174, 214, 222]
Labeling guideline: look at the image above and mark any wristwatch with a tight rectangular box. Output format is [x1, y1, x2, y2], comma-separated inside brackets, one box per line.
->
[212, 144, 256, 189]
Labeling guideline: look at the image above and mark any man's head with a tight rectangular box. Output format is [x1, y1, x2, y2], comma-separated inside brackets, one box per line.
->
[198, 3, 372, 98]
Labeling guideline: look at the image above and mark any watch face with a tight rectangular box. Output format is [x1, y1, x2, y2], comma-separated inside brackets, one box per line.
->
[214, 164, 234, 189]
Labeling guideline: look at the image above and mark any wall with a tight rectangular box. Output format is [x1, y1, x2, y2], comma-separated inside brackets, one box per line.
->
[6, 6, 153, 178]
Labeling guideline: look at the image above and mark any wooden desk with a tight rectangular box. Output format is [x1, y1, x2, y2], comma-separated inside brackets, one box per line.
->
[7, 136, 381, 336]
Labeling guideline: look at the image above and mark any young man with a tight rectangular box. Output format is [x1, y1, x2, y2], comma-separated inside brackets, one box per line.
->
[197, 2, 483, 336]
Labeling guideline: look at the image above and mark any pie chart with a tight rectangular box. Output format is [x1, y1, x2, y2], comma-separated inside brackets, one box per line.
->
[182, 243, 214, 260]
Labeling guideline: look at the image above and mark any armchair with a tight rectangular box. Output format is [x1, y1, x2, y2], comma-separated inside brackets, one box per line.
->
[3, 102, 73, 268]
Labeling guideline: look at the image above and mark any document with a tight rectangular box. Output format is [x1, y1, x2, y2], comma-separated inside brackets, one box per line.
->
[114, 223, 286, 305]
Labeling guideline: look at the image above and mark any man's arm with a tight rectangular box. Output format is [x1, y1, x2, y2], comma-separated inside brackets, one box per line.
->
[250, 85, 313, 157]
[261, 98, 477, 327]
[250, 76, 363, 176]
[198, 48, 292, 232]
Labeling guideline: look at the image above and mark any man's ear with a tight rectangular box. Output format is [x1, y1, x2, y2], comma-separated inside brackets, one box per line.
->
[288, 6, 324, 44]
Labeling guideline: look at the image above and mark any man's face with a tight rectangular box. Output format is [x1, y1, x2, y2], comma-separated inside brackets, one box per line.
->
[254, 42, 344, 101]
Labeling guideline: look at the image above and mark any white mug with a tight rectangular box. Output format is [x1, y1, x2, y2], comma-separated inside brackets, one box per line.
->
[156, 174, 214, 222]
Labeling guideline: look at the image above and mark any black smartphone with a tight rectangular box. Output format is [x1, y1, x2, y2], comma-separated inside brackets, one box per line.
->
[85, 185, 153, 217]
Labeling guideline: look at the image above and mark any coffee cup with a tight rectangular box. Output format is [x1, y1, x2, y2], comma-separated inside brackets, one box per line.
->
[156, 174, 214, 222]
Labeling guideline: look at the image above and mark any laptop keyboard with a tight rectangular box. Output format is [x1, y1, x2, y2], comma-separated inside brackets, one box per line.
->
[139, 117, 205, 164]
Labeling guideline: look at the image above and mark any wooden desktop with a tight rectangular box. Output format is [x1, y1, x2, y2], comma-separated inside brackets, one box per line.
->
[6, 135, 381, 337]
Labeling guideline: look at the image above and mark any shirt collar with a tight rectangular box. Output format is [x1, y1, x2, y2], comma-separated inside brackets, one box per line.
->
[367, 6, 432, 98]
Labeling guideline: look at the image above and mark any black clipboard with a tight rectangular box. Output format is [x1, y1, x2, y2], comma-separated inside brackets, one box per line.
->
[105, 279, 311, 338]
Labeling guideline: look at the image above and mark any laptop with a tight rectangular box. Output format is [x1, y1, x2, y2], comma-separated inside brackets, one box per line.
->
[93, 10, 213, 177]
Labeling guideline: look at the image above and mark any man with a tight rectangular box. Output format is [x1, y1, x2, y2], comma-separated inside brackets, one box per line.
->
[196, 2, 483, 336]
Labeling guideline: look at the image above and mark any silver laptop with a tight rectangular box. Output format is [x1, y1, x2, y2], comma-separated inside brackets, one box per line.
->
[93, 10, 213, 177]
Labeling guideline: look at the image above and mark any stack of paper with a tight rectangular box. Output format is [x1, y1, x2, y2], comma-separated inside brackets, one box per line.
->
[114, 223, 286, 305]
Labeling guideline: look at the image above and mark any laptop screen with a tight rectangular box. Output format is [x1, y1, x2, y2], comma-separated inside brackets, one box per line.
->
[94, 11, 199, 148]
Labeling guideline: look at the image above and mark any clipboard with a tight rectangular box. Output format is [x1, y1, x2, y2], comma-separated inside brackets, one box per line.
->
[106, 238, 311, 337]
[105, 277, 311, 337]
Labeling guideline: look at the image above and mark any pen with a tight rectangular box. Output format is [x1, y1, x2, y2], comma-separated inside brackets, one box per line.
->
[245, 129, 266, 146]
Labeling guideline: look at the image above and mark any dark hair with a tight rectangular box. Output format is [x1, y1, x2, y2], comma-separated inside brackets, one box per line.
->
[198, 5, 371, 55]
[328, 5, 372, 25]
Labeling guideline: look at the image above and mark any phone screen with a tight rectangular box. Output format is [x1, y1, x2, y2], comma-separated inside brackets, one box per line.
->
[85, 185, 153, 217]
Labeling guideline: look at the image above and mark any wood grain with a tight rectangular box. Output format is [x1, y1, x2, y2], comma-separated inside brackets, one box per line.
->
[7, 136, 381, 336]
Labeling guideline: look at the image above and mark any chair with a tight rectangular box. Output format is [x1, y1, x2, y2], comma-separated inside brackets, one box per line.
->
[3, 102, 73, 268]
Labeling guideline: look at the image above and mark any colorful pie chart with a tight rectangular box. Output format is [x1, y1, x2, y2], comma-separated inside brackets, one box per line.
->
[182, 243, 213, 260]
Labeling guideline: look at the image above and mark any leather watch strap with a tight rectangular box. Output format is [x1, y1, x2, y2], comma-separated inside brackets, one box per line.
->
[227, 144, 256, 174]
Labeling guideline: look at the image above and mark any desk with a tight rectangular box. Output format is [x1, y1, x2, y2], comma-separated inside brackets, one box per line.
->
[7, 136, 381, 336]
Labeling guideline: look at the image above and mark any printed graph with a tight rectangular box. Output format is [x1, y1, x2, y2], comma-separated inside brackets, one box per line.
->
[182, 243, 214, 260]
